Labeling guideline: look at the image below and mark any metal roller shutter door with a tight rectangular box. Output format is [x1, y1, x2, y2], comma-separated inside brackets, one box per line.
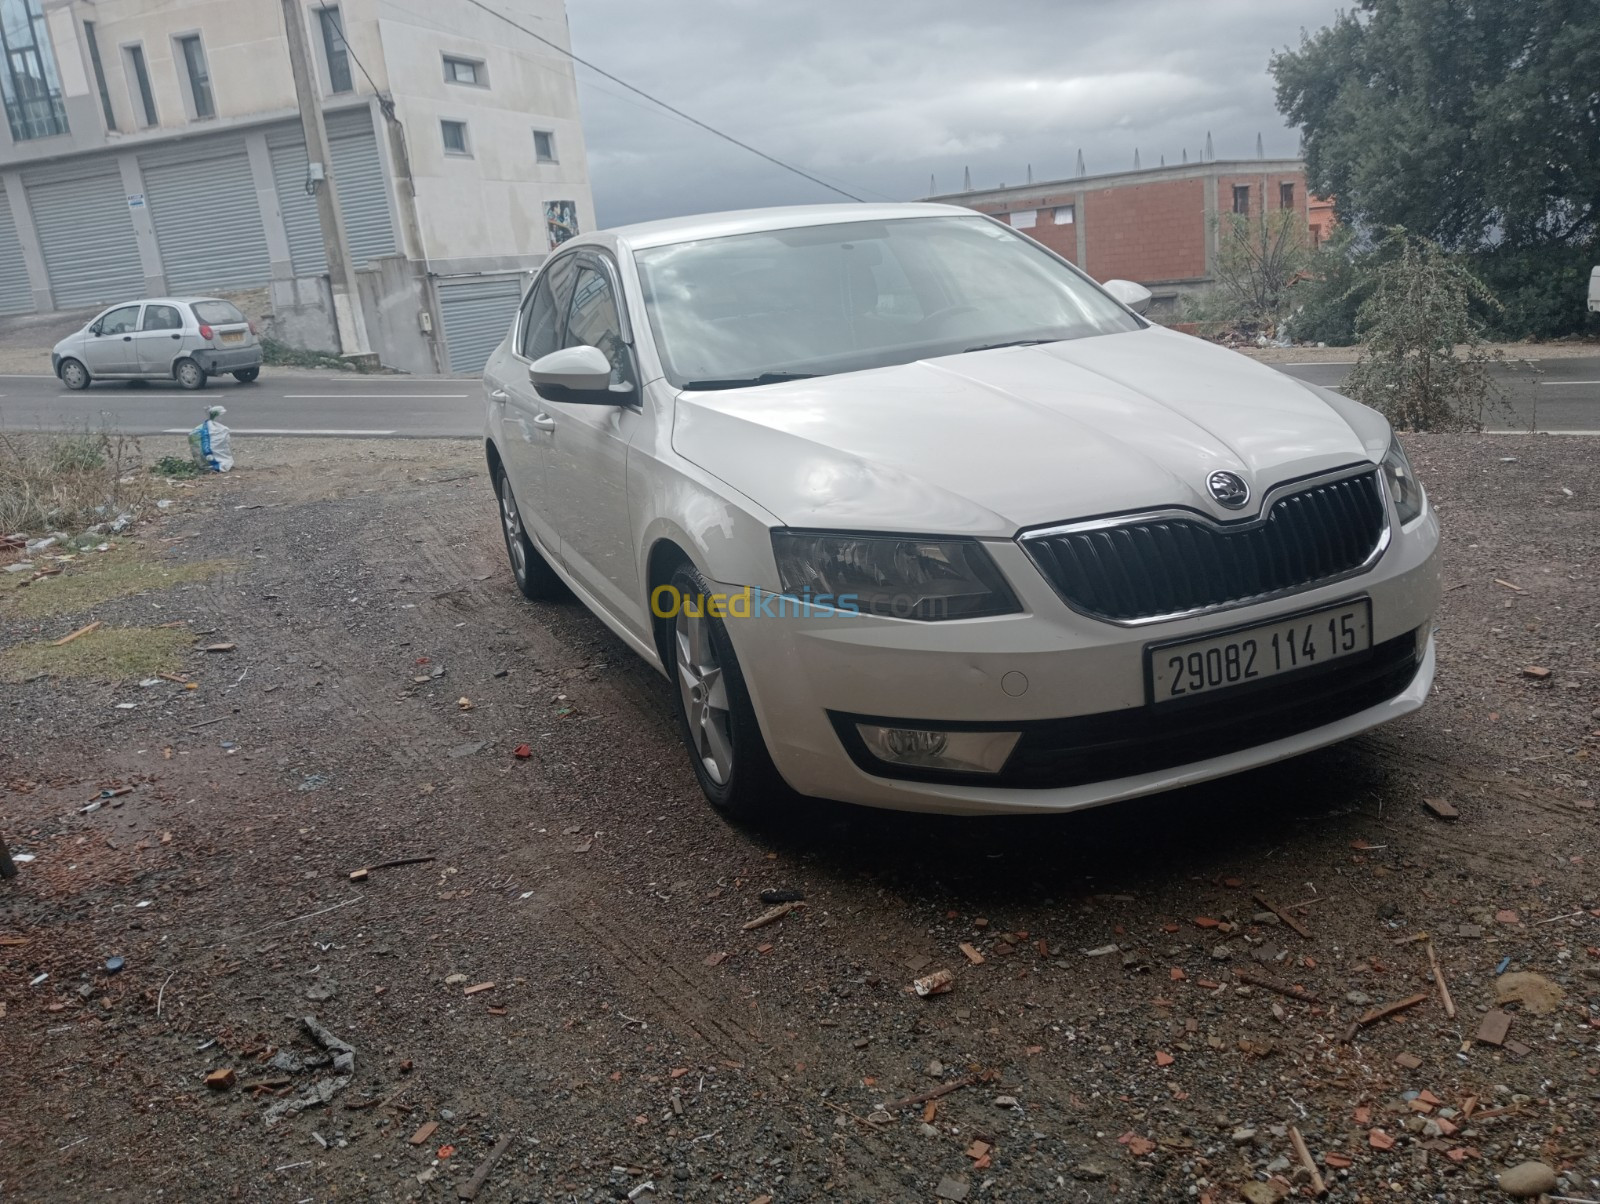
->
[0, 199, 32, 315]
[25, 164, 144, 307]
[268, 109, 395, 276]
[140, 138, 271, 293]
[438, 275, 523, 374]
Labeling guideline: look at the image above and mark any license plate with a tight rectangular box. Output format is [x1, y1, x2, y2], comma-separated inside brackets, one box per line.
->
[1147, 599, 1372, 704]
[220, 331, 244, 344]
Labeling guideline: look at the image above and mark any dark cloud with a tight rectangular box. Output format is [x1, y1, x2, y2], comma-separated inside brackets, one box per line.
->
[564, 0, 1344, 228]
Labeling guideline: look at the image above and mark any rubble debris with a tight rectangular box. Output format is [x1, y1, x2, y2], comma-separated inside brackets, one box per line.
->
[409, 1121, 439, 1146]
[1476, 1009, 1513, 1046]
[959, 943, 985, 965]
[458, 1133, 514, 1201]
[1426, 941, 1457, 1019]
[104, 956, 124, 974]
[262, 1017, 356, 1125]
[463, 982, 494, 996]
[205, 1068, 236, 1090]
[1395, 1052, 1423, 1070]
[348, 855, 435, 882]
[1520, 665, 1551, 680]
[1495, 1161, 1558, 1198]
[1251, 892, 1312, 939]
[1084, 944, 1121, 957]
[934, 1175, 970, 1201]
[1356, 992, 1428, 1027]
[884, 1075, 976, 1112]
[1233, 968, 1319, 1003]
[513, 744, 532, 758]
[49, 621, 102, 647]
[1422, 797, 1460, 820]
[913, 969, 954, 997]
[1494, 971, 1565, 1014]
[1288, 1126, 1327, 1197]
[742, 902, 798, 931]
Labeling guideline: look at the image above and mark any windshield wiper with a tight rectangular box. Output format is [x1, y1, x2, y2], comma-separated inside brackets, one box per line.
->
[961, 338, 1054, 354]
[680, 372, 817, 391]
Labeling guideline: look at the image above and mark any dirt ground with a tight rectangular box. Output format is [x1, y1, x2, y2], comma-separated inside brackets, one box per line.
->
[2, 433, 1597, 1204]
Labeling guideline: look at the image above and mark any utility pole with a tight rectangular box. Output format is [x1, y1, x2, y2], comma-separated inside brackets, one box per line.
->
[279, 0, 372, 362]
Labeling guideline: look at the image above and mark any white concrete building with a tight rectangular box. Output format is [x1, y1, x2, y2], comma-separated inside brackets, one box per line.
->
[0, 0, 595, 372]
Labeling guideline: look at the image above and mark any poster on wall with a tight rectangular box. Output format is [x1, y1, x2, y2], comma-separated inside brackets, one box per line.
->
[545, 201, 579, 250]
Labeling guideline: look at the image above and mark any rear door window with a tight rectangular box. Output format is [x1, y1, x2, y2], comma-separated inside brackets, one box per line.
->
[142, 304, 183, 331]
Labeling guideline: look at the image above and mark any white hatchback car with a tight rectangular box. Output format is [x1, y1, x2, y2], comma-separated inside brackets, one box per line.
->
[483, 203, 1440, 818]
[52, 297, 262, 390]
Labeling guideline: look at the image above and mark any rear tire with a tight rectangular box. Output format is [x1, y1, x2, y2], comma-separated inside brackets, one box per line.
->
[59, 358, 90, 390]
[233, 367, 260, 384]
[494, 465, 565, 600]
[175, 358, 207, 390]
[659, 561, 787, 820]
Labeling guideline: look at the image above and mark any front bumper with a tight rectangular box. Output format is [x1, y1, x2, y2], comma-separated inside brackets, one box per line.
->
[193, 345, 262, 374]
[719, 511, 1441, 815]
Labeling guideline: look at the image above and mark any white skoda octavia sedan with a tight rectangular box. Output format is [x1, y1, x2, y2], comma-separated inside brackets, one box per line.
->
[483, 204, 1439, 818]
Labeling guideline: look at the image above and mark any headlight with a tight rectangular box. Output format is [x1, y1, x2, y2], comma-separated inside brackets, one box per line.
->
[1382, 436, 1425, 525]
[771, 531, 1020, 621]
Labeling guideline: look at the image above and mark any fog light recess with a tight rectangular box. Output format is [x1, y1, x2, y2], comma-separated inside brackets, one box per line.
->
[856, 724, 1020, 774]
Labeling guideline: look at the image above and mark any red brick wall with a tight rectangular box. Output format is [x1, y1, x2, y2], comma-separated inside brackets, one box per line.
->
[966, 166, 1313, 284]
[1082, 178, 1206, 282]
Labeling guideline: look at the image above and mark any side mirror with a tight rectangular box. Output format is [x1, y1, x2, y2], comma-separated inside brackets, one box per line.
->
[529, 345, 629, 405]
[89, 322, 102, 336]
[1102, 279, 1153, 315]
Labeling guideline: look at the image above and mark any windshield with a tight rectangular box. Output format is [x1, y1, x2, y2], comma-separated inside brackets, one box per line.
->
[634, 215, 1142, 389]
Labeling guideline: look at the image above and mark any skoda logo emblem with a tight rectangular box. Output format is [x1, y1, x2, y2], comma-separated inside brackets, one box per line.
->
[1207, 470, 1250, 508]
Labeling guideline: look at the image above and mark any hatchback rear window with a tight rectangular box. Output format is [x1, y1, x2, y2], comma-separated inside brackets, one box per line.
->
[192, 301, 246, 324]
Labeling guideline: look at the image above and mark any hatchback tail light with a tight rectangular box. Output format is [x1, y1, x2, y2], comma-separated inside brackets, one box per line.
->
[199, 324, 214, 340]
[248, 320, 258, 335]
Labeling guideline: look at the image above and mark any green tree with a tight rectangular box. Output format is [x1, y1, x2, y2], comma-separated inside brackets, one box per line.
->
[1342, 231, 1501, 431]
[1271, 0, 1600, 338]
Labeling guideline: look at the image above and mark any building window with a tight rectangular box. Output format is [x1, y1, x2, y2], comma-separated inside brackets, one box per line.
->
[0, 0, 69, 141]
[1009, 209, 1038, 229]
[532, 129, 557, 163]
[1053, 204, 1075, 224]
[177, 34, 214, 119]
[443, 55, 485, 86]
[83, 20, 115, 132]
[1280, 182, 1295, 209]
[124, 44, 157, 127]
[1232, 185, 1251, 216]
[318, 6, 352, 94]
[441, 119, 470, 155]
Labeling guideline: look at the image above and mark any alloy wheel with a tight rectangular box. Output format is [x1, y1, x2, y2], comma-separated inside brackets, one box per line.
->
[675, 605, 734, 785]
[499, 476, 527, 584]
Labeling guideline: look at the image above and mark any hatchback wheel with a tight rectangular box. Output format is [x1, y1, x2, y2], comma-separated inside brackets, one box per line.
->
[233, 367, 260, 384]
[59, 358, 90, 390]
[495, 466, 564, 600]
[662, 561, 786, 819]
[175, 358, 207, 390]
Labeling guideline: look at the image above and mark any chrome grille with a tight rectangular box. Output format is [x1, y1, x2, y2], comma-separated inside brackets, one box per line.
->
[1022, 469, 1388, 623]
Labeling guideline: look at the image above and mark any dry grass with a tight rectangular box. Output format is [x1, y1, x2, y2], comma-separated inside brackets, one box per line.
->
[0, 625, 192, 683]
[0, 547, 229, 619]
[0, 428, 155, 536]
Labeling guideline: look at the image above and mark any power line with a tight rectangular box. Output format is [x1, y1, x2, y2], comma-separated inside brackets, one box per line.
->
[453, 0, 866, 202]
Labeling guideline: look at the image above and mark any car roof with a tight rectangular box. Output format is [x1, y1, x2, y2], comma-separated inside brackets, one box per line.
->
[573, 202, 982, 253]
[101, 297, 236, 308]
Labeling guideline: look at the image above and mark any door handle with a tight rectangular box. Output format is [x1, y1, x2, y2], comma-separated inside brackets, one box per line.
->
[530, 413, 557, 430]
[170, 333, 181, 340]
[122, 335, 133, 342]
[489, 388, 507, 402]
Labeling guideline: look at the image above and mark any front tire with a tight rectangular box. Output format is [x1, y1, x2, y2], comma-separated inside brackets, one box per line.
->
[660, 561, 786, 820]
[233, 367, 260, 384]
[494, 466, 564, 600]
[59, 358, 90, 390]
[175, 358, 207, 390]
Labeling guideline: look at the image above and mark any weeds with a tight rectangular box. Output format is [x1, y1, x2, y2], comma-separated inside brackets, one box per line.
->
[0, 625, 192, 683]
[150, 455, 205, 479]
[0, 428, 153, 536]
[0, 547, 229, 619]
[261, 338, 363, 372]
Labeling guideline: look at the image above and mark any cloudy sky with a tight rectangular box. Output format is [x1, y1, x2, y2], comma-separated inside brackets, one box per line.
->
[562, 0, 1346, 228]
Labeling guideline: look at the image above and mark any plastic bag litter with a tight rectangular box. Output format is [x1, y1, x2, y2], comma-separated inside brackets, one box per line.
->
[189, 406, 233, 472]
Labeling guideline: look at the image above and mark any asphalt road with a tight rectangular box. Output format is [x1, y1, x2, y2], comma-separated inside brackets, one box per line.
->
[2, 354, 1597, 438]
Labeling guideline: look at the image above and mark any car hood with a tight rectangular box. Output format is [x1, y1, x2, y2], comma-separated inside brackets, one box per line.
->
[671, 326, 1387, 535]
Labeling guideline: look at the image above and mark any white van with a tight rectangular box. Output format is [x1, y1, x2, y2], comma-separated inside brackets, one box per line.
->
[1590, 266, 1600, 313]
